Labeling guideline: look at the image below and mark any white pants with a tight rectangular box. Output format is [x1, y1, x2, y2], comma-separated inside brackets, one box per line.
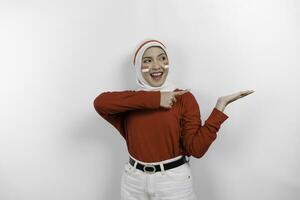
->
[121, 154, 197, 200]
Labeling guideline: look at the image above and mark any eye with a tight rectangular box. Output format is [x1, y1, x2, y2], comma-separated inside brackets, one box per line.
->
[161, 56, 166, 61]
[144, 59, 151, 63]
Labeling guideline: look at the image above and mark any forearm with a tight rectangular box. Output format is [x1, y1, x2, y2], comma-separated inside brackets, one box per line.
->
[93, 90, 161, 115]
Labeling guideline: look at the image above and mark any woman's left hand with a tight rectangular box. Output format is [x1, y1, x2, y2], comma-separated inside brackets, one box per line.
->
[215, 90, 255, 111]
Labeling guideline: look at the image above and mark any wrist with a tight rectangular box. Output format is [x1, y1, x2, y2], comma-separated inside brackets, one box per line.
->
[215, 100, 226, 112]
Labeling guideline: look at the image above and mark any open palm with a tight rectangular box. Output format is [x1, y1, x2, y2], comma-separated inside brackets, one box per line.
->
[219, 90, 254, 106]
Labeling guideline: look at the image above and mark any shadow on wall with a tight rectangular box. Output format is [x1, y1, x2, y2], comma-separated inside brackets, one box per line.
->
[120, 52, 139, 90]
[76, 51, 131, 199]
[67, 114, 128, 199]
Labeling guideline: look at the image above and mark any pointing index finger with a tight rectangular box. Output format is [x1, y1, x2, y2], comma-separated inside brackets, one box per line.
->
[174, 89, 190, 96]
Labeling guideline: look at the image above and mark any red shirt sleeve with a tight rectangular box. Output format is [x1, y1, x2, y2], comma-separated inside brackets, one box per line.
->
[180, 92, 229, 158]
[93, 90, 161, 139]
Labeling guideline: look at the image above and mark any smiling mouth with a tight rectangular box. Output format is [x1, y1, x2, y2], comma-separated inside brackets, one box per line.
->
[150, 72, 163, 81]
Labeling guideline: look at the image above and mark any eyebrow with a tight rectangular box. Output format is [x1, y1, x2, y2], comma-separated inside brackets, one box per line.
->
[143, 53, 166, 59]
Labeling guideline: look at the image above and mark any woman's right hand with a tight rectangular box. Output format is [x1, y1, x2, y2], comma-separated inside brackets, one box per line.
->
[160, 89, 190, 109]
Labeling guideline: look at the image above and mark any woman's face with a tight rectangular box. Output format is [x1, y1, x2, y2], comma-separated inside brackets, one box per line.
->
[141, 46, 169, 87]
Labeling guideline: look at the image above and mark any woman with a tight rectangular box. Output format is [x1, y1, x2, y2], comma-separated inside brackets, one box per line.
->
[93, 38, 254, 199]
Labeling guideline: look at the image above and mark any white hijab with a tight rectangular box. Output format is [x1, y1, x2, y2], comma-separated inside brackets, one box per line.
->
[132, 38, 178, 92]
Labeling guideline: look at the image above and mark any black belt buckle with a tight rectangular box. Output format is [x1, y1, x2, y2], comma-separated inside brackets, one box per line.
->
[143, 164, 156, 174]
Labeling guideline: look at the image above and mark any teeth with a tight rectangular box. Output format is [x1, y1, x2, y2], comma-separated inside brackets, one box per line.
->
[151, 72, 163, 76]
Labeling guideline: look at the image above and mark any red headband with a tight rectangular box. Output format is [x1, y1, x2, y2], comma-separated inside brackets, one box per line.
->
[133, 39, 166, 65]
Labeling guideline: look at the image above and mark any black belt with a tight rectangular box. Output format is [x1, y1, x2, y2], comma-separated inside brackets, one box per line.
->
[129, 156, 189, 174]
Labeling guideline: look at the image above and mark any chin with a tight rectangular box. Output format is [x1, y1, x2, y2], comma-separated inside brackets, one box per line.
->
[151, 81, 164, 87]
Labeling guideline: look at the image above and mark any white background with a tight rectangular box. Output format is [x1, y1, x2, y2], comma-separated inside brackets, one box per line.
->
[0, 0, 299, 199]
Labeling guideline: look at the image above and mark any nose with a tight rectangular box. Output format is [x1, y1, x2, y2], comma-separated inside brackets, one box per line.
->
[152, 60, 162, 70]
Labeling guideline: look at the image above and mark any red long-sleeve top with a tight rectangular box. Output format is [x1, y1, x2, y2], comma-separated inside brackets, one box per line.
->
[93, 88, 229, 162]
